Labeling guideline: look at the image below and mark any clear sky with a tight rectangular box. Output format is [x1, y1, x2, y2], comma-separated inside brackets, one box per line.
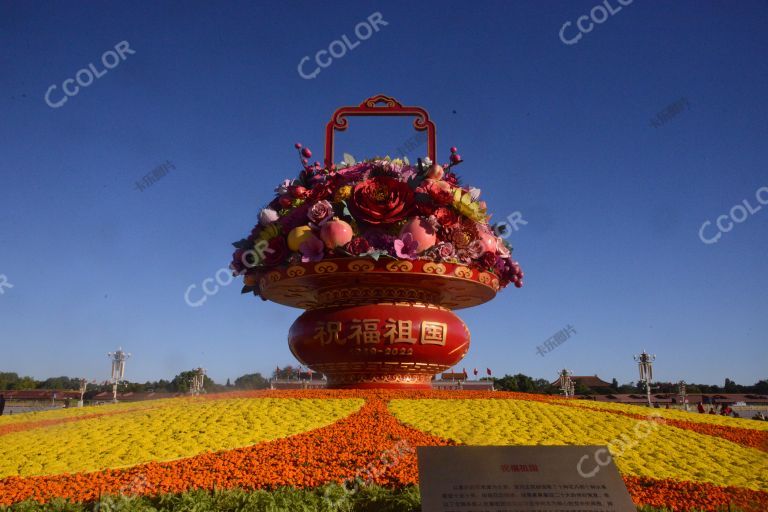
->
[1, 0, 766, 386]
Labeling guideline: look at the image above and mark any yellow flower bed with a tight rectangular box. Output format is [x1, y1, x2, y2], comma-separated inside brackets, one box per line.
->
[389, 399, 768, 491]
[0, 398, 184, 426]
[558, 399, 768, 431]
[0, 398, 363, 478]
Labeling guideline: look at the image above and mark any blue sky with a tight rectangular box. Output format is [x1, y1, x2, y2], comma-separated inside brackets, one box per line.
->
[1, 0, 766, 386]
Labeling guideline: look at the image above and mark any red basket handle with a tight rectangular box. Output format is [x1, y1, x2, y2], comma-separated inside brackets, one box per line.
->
[324, 94, 436, 168]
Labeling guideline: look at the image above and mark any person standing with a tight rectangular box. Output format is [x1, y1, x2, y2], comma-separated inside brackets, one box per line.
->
[0, 394, 5, 416]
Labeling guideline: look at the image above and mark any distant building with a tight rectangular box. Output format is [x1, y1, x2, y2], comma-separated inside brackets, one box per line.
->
[1, 390, 80, 400]
[550, 375, 612, 392]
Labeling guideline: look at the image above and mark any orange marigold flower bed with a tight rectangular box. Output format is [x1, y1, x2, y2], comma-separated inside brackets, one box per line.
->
[624, 476, 768, 512]
[0, 398, 453, 505]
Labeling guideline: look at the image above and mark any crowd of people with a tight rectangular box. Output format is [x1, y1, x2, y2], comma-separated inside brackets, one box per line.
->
[694, 400, 767, 421]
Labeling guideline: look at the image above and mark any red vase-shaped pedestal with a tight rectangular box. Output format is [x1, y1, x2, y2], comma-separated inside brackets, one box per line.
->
[257, 259, 498, 389]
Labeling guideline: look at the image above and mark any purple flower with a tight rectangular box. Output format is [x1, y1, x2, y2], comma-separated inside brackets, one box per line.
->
[394, 232, 419, 260]
[308, 200, 333, 226]
[299, 236, 325, 262]
[364, 230, 396, 253]
[278, 203, 310, 232]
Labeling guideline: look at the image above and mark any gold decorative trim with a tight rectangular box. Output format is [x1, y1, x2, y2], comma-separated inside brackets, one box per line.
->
[347, 260, 375, 272]
[286, 265, 306, 277]
[423, 262, 446, 274]
[454, 266, 472, 278]
[478, 272, 492, 284]
[314, 261, 339, 273]
[386, 260, 413, 272]
[316, 286, 438, 308]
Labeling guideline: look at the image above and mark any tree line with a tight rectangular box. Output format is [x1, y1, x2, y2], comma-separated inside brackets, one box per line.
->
[490, 374, 768, 395]
[2, 370, 766, 396]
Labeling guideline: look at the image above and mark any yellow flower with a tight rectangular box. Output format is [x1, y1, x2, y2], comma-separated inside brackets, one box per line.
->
[389, 399, 768, 492]
[0, 398, 363, 478]
[258, 223, 280, 241]
[333, 185, 352, 203]
[452, 189, 487, 222]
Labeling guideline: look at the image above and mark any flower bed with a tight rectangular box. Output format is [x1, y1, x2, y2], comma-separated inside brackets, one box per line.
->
[0, 390, 765, 511]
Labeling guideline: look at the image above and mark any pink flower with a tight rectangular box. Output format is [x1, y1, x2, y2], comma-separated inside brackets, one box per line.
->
[308, 200, 334, 226]
[299, 236, 325, 262]
[394, 232, 419, 259]
[466, 240, 486, 259]
[435, 242, 456, 260]
[259, 208, 279, 226]
[497, 238, 511, 258]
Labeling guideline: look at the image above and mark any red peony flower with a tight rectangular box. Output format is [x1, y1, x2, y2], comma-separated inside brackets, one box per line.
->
[422, 179, 453, 205]
[433, 206, 459, 228]
[480, 252, 498, 269]
[348, 176, 414, 225]
[307, 181, 333, 201]
[261, 237, 288, 266]
[345, 236, 372, 255]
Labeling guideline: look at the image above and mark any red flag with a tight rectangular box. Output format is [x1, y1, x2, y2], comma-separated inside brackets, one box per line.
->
[487, 368, 492, 376]
[462, 368, 468, 378]
[473, 368, 478, 376]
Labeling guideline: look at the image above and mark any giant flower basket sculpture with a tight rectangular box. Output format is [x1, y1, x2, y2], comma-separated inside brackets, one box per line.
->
[231, 95, 524, 389]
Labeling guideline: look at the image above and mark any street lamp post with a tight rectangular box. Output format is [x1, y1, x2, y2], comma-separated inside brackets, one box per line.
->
[558, 369, 574, 398]
[633, 350, 656, 407]
[678, 380, 687, 411]
[107, 347, 131, 404]
[78, 378, 88, 408]
[190, 367, 206, 395]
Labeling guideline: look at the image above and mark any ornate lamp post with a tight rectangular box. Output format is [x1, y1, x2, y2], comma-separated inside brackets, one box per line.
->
[190, 367, 206, 395]
[633, 350, 656, 407]
[678, 380, 687, 411]
[558, 369, 574, 398]
[78, 378, 88, 408]
[107, 347, 130, 404]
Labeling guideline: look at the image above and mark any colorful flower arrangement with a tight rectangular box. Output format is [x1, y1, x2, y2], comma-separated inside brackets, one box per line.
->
[230, 145, 524, 295]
